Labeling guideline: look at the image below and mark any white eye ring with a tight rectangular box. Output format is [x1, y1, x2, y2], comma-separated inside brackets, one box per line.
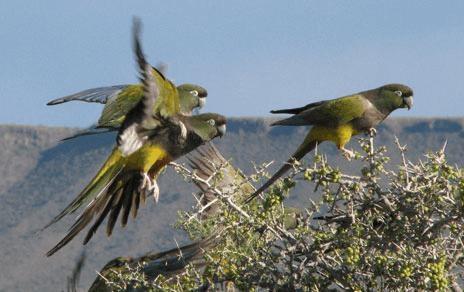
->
[207, 119, 216, 126]
[394, 90, 402, 97]
[190, 90, 199, 97]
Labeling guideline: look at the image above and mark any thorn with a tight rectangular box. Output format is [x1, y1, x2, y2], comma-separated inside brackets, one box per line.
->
[440, 139, 448, 154]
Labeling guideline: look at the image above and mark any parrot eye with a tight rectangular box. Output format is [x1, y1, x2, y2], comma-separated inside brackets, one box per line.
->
[190, 90, 199, 97]
[207, 119, 216, 126]
[394, 90, 402, 97]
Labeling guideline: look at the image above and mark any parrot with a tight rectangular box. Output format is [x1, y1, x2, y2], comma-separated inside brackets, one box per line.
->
[245, 83, 414, 203]
[46, 66, 207, 141]
[45, 18, 226, 256]
[89, 142, 303, 291]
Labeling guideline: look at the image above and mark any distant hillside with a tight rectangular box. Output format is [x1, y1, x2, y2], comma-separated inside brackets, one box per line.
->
[0, 118, 463, 291]
[0, 125, 76, 194]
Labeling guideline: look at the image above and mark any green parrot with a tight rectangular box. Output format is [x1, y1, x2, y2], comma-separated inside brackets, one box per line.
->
[47, 66, 207, 141]
[89, 142, 302, 291]
[45, 18, 226, 256]
[245, 83, 414, 203]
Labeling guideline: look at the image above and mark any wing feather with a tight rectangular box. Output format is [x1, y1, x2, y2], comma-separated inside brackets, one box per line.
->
[272, 95, 369, 127]
[47, 85, 127, 105]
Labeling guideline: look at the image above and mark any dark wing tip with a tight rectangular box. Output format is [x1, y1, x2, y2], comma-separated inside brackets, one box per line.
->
[132, 16, 142, 36]
[46, 99, 64, 106]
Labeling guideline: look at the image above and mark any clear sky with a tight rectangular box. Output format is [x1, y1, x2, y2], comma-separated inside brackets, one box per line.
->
[1, 0, 463, 127]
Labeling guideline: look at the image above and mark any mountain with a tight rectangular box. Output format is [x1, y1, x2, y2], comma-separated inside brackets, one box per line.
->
[0, 118, 463, 291]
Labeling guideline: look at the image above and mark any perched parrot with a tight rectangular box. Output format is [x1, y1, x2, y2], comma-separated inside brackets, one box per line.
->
[246, 83, 414, 203]
[45, 18, 226, 256]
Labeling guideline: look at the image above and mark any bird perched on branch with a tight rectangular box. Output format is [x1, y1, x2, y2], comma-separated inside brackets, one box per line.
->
[45, 18, 226, 256]
[246, 83, 413, 203]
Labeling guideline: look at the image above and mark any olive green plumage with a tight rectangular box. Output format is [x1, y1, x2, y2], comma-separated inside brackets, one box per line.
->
[246, 83, 414, 203]
[48, 83, 208, 140]
[47, 59, 207, 140]
[45, 18, 226, 257]
[89, 142, 302, 291]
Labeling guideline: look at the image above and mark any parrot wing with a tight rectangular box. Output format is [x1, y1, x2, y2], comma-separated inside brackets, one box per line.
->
[47, 85, 128, 105]
[116, 18, 174, 157]
[272, 95, 369, 127]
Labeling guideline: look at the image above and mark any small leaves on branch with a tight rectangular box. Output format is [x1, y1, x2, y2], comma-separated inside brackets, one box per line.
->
[102, 136, 464, 291]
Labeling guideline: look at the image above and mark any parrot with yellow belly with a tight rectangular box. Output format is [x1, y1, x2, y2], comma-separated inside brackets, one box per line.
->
[246, 83, 414, 203]
[45, 18, 226, 256]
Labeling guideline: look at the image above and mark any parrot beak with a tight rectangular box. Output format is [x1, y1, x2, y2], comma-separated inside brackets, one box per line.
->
[403, 96, 413, 110]
[217, 124, 226, 137]
[198, 97, 206, 109]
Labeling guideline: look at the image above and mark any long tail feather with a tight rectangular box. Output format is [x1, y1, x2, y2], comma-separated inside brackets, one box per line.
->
[245, 140, 318, 203]
[61, 127, 116, 141]
[47, 85, 127, 105]
[121, 179, 136, 227]
[43, 149, 124, 230]
[106, 187, 125, 237]
[83, 187, 121, 245]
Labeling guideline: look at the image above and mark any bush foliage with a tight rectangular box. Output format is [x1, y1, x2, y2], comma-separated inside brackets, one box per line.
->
[96, 135, 464, 291]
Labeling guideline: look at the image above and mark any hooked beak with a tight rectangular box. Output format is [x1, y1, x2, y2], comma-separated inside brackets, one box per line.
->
[198, 97, 206, 109]
[217, 124, 226, 137]
[403, 96, 413, 110]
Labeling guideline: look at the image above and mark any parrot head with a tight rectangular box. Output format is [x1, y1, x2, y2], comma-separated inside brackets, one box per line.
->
[177, 83, 208, 114]
[376, 83, 414, 112]
[187, 113, 227, 141]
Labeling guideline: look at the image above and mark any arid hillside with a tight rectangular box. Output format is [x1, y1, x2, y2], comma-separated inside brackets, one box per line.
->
[0, 118, 462, 291]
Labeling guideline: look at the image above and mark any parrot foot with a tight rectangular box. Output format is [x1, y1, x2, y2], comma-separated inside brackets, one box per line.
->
[340, 148, 355, 161]
[139, 172, 154, 192]
[367, 128, 377, 137]
[139, 172, 160, 204]
[148, 180, 160, 204]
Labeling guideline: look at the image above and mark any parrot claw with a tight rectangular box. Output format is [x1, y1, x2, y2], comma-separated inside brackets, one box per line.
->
[149, 180, 160, 204]
[367, 128, 377, 137]
[139, 172, 153, 192]
[340, 148, 355, 161]
[139, 172, 160, 204]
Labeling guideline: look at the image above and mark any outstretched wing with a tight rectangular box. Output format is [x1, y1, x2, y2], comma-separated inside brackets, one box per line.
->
[117, 18, 181, 156]
[96, 84, 144, 129]
[47, 85, 127, 105]
[272, 95, 369, 127]
[132, 18, 179, 119]
[116, 19, 167, 156]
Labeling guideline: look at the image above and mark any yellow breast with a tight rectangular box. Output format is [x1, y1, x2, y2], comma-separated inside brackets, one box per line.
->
[126, 144, 171, 173]
[308, 123, 360, 149]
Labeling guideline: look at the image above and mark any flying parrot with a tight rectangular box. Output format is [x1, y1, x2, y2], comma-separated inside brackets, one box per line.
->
[45, 18, 226, 256]
[246, 83, 414, 203]
[47, 66, 207, 141]
[89, 142, 302, 291]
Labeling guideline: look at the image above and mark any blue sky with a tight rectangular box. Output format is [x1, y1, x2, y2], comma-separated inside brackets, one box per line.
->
[1, 1, 463, 127]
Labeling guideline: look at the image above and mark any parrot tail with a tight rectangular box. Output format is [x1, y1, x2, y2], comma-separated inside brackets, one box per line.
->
[42, 148, 143, 256]
[245, 140, 318, 204]
[46, 85, 128, 105]
[46, 166, 151, 256]
[44, 148, 125, 229]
